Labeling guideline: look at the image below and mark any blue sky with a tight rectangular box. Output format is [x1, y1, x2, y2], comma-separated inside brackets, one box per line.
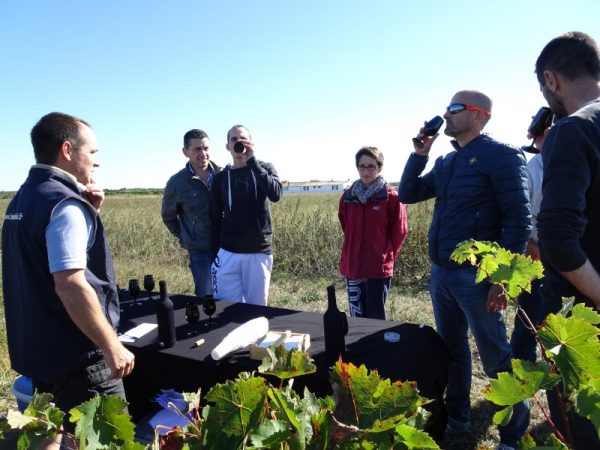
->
[1, 1, 598, 190]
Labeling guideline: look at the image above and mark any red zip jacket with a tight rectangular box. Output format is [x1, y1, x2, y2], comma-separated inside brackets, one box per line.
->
[338, 182, 408, 279]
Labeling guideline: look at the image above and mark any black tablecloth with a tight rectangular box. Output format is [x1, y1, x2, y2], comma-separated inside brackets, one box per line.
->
[119, 293, 451, 439]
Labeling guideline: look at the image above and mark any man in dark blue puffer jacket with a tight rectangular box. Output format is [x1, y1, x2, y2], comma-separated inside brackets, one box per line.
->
[399, 90, 531, 450]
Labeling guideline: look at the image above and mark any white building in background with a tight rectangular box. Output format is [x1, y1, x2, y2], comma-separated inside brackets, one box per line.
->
[282, 180, 351, 193]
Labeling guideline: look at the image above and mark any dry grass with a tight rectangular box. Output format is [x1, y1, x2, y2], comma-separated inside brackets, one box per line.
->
[0, 194, 552, 449]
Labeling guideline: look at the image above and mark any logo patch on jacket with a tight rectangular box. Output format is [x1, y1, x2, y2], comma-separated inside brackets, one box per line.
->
[372, 205, 381, 211]
[468, 156, 478, 165]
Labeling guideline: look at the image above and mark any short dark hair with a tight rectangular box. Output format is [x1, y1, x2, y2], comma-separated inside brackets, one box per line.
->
[183, 129, 209, 148]
[355, 146, 384, 167]
[535, 31, 600, 84]
[30, 112, 90, 165]
[227, 124, 251, 142]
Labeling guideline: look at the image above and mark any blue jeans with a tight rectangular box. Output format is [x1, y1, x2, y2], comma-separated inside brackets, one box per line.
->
[510, 278, 543, 362]
[189, 250, 214, 297]
[430, 264, 529, 446]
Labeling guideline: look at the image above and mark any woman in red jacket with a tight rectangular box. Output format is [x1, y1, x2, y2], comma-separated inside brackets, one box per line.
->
[338, 146, 408, 319]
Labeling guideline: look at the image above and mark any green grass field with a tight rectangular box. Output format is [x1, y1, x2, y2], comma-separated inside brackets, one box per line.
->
[0, 193, 550, 448]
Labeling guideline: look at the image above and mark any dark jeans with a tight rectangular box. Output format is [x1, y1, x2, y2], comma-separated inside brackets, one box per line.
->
[430, 264, 529, 447]
[510, 278, 543, 362]
[33, 355, 127, 434]
[345, 278, 391, 320]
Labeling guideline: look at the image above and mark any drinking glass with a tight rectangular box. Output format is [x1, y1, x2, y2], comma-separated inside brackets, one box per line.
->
[185, 301, 200, 336]
[143, 274, 155, 301]
[128, 278, 141, 307]
[203, 294, 216, 327]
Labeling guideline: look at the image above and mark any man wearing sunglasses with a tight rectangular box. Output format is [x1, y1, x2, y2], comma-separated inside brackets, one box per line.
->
[535, 31, 600, 450]
[399, 90, 531, 450]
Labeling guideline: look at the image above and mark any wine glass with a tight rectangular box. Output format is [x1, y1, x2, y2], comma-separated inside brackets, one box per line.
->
[128, 278, 141, 307]
[185, 301, 200, 336]
[203, 294, 216, 327]
[143, 274, 155, 302]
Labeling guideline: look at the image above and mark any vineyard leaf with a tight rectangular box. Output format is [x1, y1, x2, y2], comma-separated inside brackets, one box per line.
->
[543, 433, 570, 449]
[104, 442, 147, 450]
[17, 432, 46, 450]
[570, 302, 600, 325]
[267, 384, 332, 447]
[268, 386, 302, 430]
[450, 239, 543, 301]
[557, 297, 575, 317]
[340, 434, 395, 450]
[483, 359, 560, 406]
[250, 419, 291, 447]
[308, 407, 334, 449]
[24, 392, 64, 430]
[0, 418, 8, 442]
[338, 431, 404, 450]
[451, 240, 499, 266]
[574, 378, 600, 438]
[476, 253, 500, 283]
[182, 389, 201, 412]
[394, 424, 440, 449]
[203, 375, 268, 446]
[517, 433, 536, 449]
[259, 346, 316, 380]
[492, 406, 513, 426]
[7, 393, 63, 450]
[26, 392, 54, 413]
[516, 433, 565, 449]
[69, 394, 135, 449]
[538, 313, 600, 390]
[199, 405, 242, 449]
[338, 440, 375, 450]
[45, 409, 65, 433]
[7, 410, 36, 429]
[330, 360, 426, 431]
[484, 253, 542, 301]
[512, 359, 562, 391]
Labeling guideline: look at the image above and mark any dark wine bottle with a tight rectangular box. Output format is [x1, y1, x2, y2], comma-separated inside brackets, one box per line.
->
[156, 280, 176, 348]
[323, 285, 348, 366]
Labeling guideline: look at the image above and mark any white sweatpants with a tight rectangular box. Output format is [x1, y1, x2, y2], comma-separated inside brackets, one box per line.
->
[211, 248, 273, 306]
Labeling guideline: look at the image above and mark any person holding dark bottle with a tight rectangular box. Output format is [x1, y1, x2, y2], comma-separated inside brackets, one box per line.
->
[210, 125, 283, 305]
[398, 90, 531, 450]
[510, 109, 552, 364]
[338, 146, 408, 319]
[535, 31, 600, 450]
[161, 129, 221, 297]
[2, 112, 134, 449]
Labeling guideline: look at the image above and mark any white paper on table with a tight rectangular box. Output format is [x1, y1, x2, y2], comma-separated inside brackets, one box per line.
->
[211, 317, 269, 360]
[118, 323, 158, 342]
[258, 331, 305, 351]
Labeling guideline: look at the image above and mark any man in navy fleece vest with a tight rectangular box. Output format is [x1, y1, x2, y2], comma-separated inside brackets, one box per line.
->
[2, 112, 134, 448]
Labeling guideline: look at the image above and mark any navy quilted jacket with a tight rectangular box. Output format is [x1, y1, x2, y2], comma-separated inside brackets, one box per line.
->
[398, 134, 531, 268]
